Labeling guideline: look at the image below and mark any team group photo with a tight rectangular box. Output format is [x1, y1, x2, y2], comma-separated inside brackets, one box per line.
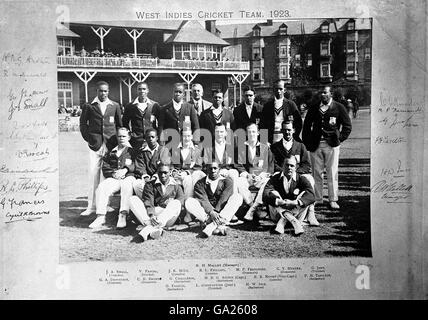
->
[58, 18, 372, 261]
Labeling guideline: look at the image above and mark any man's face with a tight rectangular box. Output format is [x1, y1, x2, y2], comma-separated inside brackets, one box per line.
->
[282, 123, 295, 142]
[173, 85, 185, 103]
[137, 84, 149, 100]
[158, 165, 171, 185]
[320, 87, 332, 104]
[283, 157, 297, 179]
[246, 125, 259, 143]
[244, 90, 255, 105]
[117, 129, 130, 146]
[192, 85, 203, 100]
[182, 131, 193, 145]
[97, 84, 109, 102]
[213, 92, 223, 108]
[214, 125, 227, 143]
[145, 130, 158, 149]
[274, 82, 285, 100]
[207, 162, 220, 180]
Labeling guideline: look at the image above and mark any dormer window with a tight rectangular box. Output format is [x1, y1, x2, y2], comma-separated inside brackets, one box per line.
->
[279, 24, 288, 36]
[252, 25, 261, 37]
[321, 23, 329, 33]
[347, 20, 355, 31]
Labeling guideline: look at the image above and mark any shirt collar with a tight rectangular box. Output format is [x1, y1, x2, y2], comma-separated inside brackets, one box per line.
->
[92, 97, 112, 105]
[112, 143, 131, 152]
[154, 176, 177, 187]
[133, 97, 149, 105]
[215, 140, 226, 148]
[206, 176, 225, 184]
[320, 98, 333, 108]
[282, 138, 293, 149]
[244, 141, 260, 147]
[173, 100, 182, 109]
[280, 172, 297, 182]
[142, 143, 159, 152]
[274, 97, 284, 103]
[178, 142, 195, 149]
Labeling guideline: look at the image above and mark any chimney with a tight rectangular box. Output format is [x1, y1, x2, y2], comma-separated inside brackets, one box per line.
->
[205, 20, 216, 34]
[266, 19, 273, 26]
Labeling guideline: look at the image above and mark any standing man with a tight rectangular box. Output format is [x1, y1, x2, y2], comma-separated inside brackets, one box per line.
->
[79, 80, 122, 216]
[185, 161, 243, 237]
[158, 83, 200, 145]
[199, 89, 235, 140]
[263, 156, 315, 235]
[232, 86, 263, 131]
[189, 83, 212, 118]
[260, 80, 302, 144]
[302, 86, 352, 210]
[122, 82, 161, 149]
[129, 163, 184, 241]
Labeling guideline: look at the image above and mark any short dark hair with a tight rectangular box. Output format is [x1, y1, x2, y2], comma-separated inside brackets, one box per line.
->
[281, 120, 294, 129]
[137, 82, 148, 88]
[243, 85, 254, 93]
[246, 122, 259, 131]
[117, 127, 131, 136]
[157, 162, 170, 170]
[173, 82, 185, 90]
[144, 127, 157, 137]
[96, 81, 109, 88]
[214, 122, 226, 129]
[282, 155, 297, 167]
[273, 79, 285, 86]
[212, 89, 223, 96]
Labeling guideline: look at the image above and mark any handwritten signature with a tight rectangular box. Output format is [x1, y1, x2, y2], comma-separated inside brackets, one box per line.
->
[7, 88, 49, 120]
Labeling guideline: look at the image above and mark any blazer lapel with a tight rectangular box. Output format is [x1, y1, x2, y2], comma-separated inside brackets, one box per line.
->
[92, 102, 103, 116]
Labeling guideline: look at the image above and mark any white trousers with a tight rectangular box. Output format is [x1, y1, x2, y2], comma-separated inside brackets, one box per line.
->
[87, 144, 107, 211]
[238, 173, 271, 206]
[181, 170, 206, 198]
[185, 194, 243, 224]
[219, 168, 239, 193]
[269, 205, 309, 223]
[310, 141, 340, 202]
[129, 196, 181, 228]
[95, 176, 136, 215]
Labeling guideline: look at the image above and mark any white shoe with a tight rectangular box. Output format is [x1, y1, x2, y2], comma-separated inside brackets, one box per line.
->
[89, 215, 106, 229]
[290, 218, 304, 235]
[274, 217, 287, 234]
[202, 222, 217, 237]
[139, 225, 155, 241]
[149, 228, 163, 240]
[80, 208, 95, 216]
[329, 201, 340, 209]
[244, 205, 258, 221]
[307, 205, 320, 226]
[116, 212, 127, 229]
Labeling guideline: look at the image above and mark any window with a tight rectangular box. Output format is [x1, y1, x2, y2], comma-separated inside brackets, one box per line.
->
[347, 61, 355, 73]
[253, 47, 260, 60]
[279, 63, 289, 79]
[306, 53, 312, 66]
[252, 28, 260, 37]
[279, 25, 288, 35]
[58, 81, 73, 108]
[279, 45, 289, 57]
[321, 24, 329, 33]
[320, 41, 329, 55]
[364, 47, 371, 60]
[320, 63, 330, 77]
[57, 38, 73, 56]
[347, 20, 355, 30]
[174, 44, 183, 60]
[295, 54, 301, 67]
[253, 67, 261, 80]
[347, 40, 355, 52]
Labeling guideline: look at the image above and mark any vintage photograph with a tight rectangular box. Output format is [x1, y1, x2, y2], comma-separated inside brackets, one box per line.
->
[58, 17, 372, 262]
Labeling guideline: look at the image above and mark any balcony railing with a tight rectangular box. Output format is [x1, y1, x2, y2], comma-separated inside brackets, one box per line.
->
[57, 55, 250, 71]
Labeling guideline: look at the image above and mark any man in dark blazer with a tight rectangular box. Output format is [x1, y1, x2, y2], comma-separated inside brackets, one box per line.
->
[158, 83, 200, 144]
[189, 83, 212, 118]
[122, 82, 161, 149]
[233, 86, 263, 132]
[133, 128, 170, 198]
[263, 156, 315, 235]
[302, 86, 352, 210]
[185, 161, 243, 237]
[270, 120, 318, 225]
[199, 89, 235, 143]
[259, 80, 302, 144]
[129, 163, 184, 241]
[79, 80, 122, 216]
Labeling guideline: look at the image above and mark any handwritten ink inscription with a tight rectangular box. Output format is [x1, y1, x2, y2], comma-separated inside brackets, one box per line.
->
[7, 88, 49, 120]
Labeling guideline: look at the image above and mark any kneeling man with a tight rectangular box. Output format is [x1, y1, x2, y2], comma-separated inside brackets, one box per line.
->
[185, 161, 243, 237]
[262, 156, 315, 235]
[129, 163, 184, 241]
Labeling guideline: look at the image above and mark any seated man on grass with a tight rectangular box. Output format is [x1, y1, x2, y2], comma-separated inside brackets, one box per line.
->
[129, 162, 184, 241]
[262, 155, 315, 236]
[185, 161, 243, 237]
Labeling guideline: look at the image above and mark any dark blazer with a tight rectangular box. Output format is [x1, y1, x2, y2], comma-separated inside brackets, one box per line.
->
[134, 145, 170, 178]
[302, 100, 352, 152]
[233, 102, 264, 131]
[79, 100, 122, 151]
[169, 144, 203, 173]
[158, 101, 200, 143]
[193, 176, 234, 214]
[270, 139, 312, 174]
[141, 178, 185, 216]
[202, 143, 235, 170]
[189, 98, 213, 117]
[262, 172, 315, 207]
[199, 107, 235, 137]
[101, 146, 135, 178]
[260, 98, 302, 143]
[122, 98, 160, 149]
[234, 142, 274, 175]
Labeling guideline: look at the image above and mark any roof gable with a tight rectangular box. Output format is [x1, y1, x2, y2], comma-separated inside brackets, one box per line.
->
[165, 20, 229, 46]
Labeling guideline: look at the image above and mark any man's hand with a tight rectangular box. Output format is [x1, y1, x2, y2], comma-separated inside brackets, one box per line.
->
[114, 168, 128, 179]
[150, 216, 160, 227]
[281, 199, 298, 209]
[209, 210, 222, 225]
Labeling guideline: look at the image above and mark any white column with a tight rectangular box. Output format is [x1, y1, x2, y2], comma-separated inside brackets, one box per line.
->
[125, 29, 144, 58]
[91, 26, 111, 51]
[74, 71, 97, 102]
[179, 72, 198, 102]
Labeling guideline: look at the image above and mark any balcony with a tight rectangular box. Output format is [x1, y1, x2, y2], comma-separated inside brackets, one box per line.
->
[57, 55, 250, 71]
